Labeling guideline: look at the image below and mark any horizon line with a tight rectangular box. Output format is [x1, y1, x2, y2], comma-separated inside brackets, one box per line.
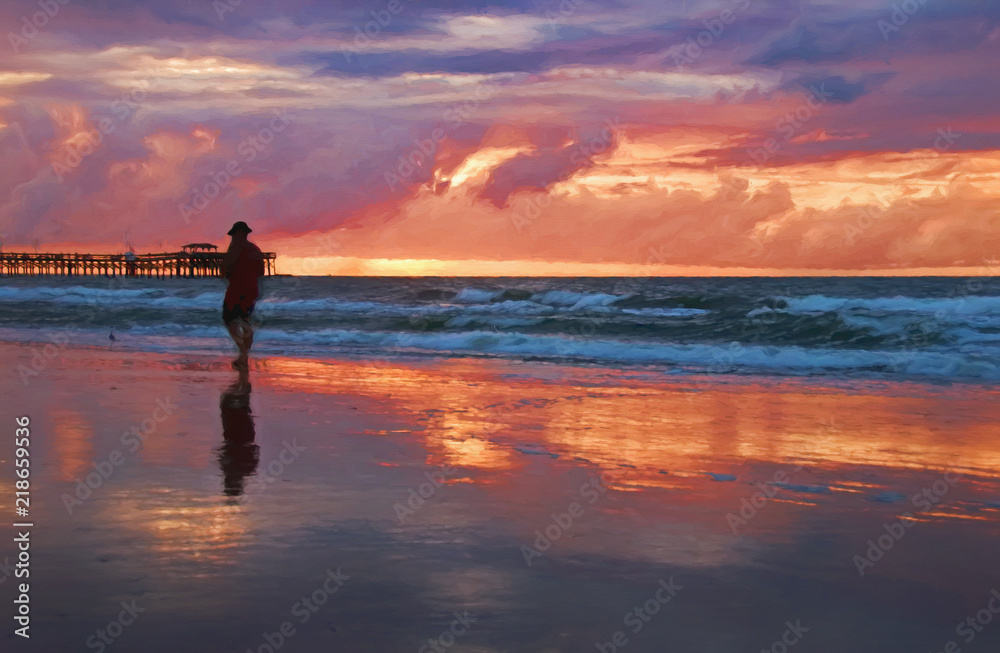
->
[275, 256, 1000, 278]
[4, 247, 998, 277]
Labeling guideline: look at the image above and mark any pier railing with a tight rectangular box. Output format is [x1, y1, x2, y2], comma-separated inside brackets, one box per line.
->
[0, 252, 277, 278]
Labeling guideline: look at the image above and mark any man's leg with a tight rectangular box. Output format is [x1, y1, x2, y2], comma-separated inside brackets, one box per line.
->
[237, 317, 254, 353]
[227, 318, 254, 369]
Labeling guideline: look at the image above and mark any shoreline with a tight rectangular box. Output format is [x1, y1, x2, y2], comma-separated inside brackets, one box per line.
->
[6, 339, 1000, 474]
[4, 332, 999, 391]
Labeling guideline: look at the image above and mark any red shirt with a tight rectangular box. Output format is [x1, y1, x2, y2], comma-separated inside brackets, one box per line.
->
[224, 241, 264, 310]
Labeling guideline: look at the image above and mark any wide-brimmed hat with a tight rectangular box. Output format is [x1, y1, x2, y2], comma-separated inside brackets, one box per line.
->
[227, 221, 252, 235]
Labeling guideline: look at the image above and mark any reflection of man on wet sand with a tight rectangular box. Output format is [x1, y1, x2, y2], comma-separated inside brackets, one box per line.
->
[222, 221, 266, 370]
[218, 375, 259, 498]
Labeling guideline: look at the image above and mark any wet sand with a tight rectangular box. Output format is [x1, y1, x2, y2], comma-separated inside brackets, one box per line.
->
[2, 342, 1000, 652]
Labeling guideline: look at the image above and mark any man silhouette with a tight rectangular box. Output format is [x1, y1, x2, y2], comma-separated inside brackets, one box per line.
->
[222, 221, 265, 370]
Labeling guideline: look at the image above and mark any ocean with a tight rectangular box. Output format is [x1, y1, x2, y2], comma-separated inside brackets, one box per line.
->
[2, 275, 999, 381]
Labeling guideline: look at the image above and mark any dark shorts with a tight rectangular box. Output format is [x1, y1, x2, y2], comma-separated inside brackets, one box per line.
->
[222, 303, 253, 326]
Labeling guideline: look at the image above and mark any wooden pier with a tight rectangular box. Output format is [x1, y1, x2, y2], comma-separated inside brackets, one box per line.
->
[0, 245, 276, 278]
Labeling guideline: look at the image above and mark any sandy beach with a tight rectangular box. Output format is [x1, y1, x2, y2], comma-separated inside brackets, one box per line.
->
[2, 340, 999, 652]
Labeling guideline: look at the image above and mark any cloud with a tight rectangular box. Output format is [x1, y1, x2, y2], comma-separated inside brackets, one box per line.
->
[782, 73, 892, 104]
[0, 0, 998, 270]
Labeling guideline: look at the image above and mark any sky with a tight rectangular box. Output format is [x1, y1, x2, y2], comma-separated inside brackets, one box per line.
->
[0, 0, 998, 275]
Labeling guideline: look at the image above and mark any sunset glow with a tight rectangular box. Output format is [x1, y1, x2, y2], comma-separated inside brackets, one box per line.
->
[1, 1, 999, 273]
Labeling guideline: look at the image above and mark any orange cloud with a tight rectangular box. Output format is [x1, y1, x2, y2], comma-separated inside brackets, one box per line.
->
[270, 126, 1000, 271]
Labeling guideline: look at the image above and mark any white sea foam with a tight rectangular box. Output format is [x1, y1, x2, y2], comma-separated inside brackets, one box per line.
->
[26, 324, 992, 381]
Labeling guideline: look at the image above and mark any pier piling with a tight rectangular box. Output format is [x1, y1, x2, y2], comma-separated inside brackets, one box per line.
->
[0, 250, 276, 278]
